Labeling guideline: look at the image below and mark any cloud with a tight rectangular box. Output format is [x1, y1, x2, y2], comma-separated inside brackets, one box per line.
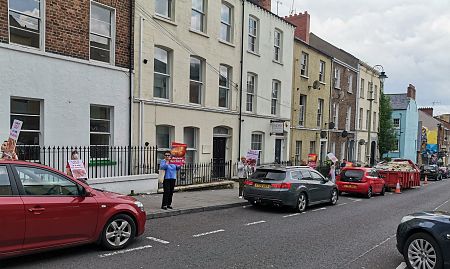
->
[276, 0, 450, 113]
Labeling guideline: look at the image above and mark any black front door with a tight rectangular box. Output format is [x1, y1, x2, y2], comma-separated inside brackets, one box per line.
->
[370, 141, 376, 166]
[275, 139, 282, 163]
[213, 137, 227, 178]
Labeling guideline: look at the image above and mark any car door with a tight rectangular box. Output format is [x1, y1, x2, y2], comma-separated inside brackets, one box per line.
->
[299, 169, 321, 203]
[0, 165, 25, 255]
[310, 170, 331, 201]
[368, 170, 382, 193]
[12, 165, 99, 250]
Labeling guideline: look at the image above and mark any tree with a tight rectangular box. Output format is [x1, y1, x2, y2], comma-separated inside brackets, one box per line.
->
[378, 92, 397, 157]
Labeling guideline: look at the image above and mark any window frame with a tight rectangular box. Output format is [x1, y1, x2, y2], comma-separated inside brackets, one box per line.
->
[319, 60, 325, 82]
[317, 98, 324, 127]
[153, 46, 172, 100]
[271, 80, 280, 115]
[393, 118, 400, 129]
[89, 1, 116, 65]
[248, 16, 259, 53]
[220, 2, 233, 43]
[366, 110, 370, 130]
[359, 108, 364, 130]
[374, 85, 378, 102]
[299, 94, 307, 126]
[189, 56, 204, 105]
[309, 141, 316, 154]
[10, 98, 42, 151]
[8, 0, 45, 50]
[251, 132, 264, 164]
[333, 103, 339, 130]
[334, 68, 341, 89]
[155, 0, 174, 20]
[246, 73, 257, 112]
[345, 106, 351, 130]
[300, 52, 309, 77]
[156, 125, 174, 160]
[184, 127, 199, 164]
[273, 29, 282, 62]
[295, 141, 302, 162]
[218, 64, 231, 109]
[191, 0, 206, 33]
[347, 74, 353, 93]
[90, 105, 113, 159]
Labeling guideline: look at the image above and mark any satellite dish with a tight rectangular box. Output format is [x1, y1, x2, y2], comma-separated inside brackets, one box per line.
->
[313, 80, 321, 90]
[320, 131, 327, 139]
[358, 139, 366, 145]
[328, 122, 335, 129]
[341, 131, 348, 138]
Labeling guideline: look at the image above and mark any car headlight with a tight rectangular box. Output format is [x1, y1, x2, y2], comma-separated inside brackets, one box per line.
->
[401, 216, 414, 223]
[134, 201, 145, 212]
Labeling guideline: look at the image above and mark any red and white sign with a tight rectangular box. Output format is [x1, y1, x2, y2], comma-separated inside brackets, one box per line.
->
[170, 142, 187, 165]
[68, 160, 88, 180]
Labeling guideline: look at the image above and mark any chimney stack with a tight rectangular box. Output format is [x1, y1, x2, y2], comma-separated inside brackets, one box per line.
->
[251, 0, 271, 12]
[419, 107, 434, 117]
[284, 11, 310, 43]
[407, 84, 416, 100]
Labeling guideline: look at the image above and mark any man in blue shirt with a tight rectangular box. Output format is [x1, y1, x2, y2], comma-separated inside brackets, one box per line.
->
[160, 151, 181, 210]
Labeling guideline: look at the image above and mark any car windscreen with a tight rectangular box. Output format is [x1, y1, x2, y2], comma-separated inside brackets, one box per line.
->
[341, 170, 364, 182]
[250, 170, 286, 181]
[424, 165, 436, 170]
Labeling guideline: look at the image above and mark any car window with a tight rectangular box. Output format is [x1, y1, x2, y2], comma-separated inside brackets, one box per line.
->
[310, 171, 324, 181]
[15, 166, 80, 196]
[0, 166, 12, 196]
[291, 170, 301, 180]
[299, 169, 311, 179]
[368, 170, 378, 177]
[250, 169, 286, 181]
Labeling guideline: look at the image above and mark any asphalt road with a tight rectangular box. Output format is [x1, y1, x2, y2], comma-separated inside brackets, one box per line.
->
[2, 179, 450, 269]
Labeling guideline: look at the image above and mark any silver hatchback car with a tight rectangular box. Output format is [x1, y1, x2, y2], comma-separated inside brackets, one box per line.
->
[243, 165, 338, 212]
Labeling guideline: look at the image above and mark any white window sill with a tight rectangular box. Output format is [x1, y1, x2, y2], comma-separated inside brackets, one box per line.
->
[218, 39, 235, 47]
[300, 74, 309, 79]
[319, 81, 326, 85]
[334, 86, 341, 90]
[273, 59, 283, 66]
[153, 14, 177, 26]
[247, 50, 260, 57]
[189, 29, 210, 38]
[153, 97, 171, 103]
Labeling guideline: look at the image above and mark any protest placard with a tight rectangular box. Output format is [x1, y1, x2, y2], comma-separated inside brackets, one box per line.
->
[68, 160, 88, 180]
[170, 142, 187, 165]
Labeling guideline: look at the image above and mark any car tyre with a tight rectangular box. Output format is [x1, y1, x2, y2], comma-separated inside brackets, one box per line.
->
[101, 214, 136, 250]
[296, 193, 307, 213]
[403, 232, 443, 269]
[329, 189, 338, 205]
[366, 187, 372, 199]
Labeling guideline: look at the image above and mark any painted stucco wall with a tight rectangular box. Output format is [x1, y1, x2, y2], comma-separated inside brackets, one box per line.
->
[0, 45, 130, 146]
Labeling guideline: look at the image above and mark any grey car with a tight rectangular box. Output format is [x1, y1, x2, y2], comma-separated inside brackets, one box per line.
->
[243, 165, 338, 212]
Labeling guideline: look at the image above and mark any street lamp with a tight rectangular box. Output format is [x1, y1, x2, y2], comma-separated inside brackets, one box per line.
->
[367, 65, 387, 166]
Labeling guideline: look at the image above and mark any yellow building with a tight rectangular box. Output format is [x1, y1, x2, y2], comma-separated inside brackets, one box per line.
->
[290, 38, 332, 164]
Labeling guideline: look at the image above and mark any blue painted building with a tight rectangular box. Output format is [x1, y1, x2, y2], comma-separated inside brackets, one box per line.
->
[384, 85, 419, 162]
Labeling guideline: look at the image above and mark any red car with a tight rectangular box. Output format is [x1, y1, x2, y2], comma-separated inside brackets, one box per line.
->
[0, 160, 146, 258]
[336, 167, 385, 198]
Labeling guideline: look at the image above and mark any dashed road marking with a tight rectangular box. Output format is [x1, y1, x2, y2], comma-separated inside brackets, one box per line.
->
[146, 237, 170, 244]
[98, 245, 152, 258]
[192, 229, 225, 238]
[343, 235, 395, 266]
[396, 262, 407, 269]
[312, 207, 327, 212]
[245, 220, 266, 226]
[242, 205, 251, 209]
[347, 198, 362, 202]
[434, 200, 449, 211]
[283, 213, 300, 218]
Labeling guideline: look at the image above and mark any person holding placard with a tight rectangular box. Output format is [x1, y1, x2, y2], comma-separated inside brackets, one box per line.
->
[160, 151, 181, 210]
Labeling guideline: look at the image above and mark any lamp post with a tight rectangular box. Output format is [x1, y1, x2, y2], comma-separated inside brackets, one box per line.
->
[367, 65, 387, 166]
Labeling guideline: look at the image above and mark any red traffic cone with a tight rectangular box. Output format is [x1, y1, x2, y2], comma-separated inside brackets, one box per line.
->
[395, 180, 402, 194]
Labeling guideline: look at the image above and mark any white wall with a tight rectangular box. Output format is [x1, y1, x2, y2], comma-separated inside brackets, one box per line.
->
[0, 45, 130, 146]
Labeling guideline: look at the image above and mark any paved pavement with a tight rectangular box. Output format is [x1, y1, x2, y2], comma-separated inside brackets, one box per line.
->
[2, 179, 450, 269]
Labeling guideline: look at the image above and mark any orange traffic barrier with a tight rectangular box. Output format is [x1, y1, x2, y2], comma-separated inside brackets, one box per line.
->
[424, 175, 428, 185]
[395, 180, 402, 194]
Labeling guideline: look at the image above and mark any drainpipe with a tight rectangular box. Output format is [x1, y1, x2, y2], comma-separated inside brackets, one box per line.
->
[238, 0, 245, 159]
[327, 59, 334, 153]
[128, 0, 134, 174]
[138, 16, 144, 147]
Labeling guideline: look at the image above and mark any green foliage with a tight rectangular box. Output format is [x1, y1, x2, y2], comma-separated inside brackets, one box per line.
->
[379, 92, 397, 156]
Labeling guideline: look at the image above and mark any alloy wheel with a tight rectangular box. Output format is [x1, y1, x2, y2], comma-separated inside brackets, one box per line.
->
[367, 187, 372, 198]
[297, 193, 306, 212]
[407, 238, 437, 269]
[330, 189, 338, 205]
[105, 219, 132, 247]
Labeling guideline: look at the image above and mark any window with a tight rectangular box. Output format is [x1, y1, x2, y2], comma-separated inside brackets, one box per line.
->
[10, 98, 41, 147]
[393, 139, 399, 151]
[366, 110, 370, 130]
[359, 108, 363, 130]
[300, 52, 309, 76]
[191, 0, 206, 32]
[246, 73, 257, 112]
[360, 78, 365, 98]
[317, 99, 324, 127]
[8, 0, 42, 48]
[16, 166, 80, 196]
[156, 125, 174, 160]
[341, 142, 346, 160]
[393, 118, 400, 128]
[271, 80, 280, 115]
[334, 68, 341, 88]
[373, 112, 377, 130]
[248, 16, 258, 52]
[190, 56, 203, 104]
[310, 171, 324, 181]
[184, 127, 198, 164]
[154, 47, 171, 99]
[155, 0, 173, 19]
[90, 2, 115, 63]
[374, 85, 378, 102]
[319, 61, 325, 82]
[251, 132, 263, 163]
[333, 103, 339, 129]
[274, 30, 282, 62]
[0, 166, 12, 196]
[331, 142, 336, 156]
[220, 3, 232, 42]
[367, 81, 372, 99]
[90, 106, 112, 158]
[295, 141, 302, 162]
[348, 74, 353, 93]
[299, 95, 307, 126]
[219, 64, 231, 108]
[309, 141, 316, 154]
[345, 106, 351, 130]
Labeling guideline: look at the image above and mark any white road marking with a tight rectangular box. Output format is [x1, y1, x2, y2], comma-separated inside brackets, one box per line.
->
[344, 235, 394, 265]
[98, 245, 152, 258]
[283, 213, 300, 218]
[337, 203, 348, 206]
[347, 198, 362, 202]
[146, 237, 170, 244]
[396, 262, 407, 269]
[434, 200, 449, 211]
[245, 220, 266, 226]
[312, 207, 327, 212]
[242, 205, 251, 208]
[192, 229, 225, 238]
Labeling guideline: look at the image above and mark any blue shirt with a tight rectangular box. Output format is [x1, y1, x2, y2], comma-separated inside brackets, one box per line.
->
[160, 160, 180, 179]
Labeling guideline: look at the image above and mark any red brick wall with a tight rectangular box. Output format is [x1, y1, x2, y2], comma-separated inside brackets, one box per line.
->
[285, 12, 310, 43]
[0, 0, 8, 43]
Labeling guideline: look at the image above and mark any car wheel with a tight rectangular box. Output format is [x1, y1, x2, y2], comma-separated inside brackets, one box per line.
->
[329, 189, 338, 205]
[403, 232, 443, 269]
[101, 214, 136, 250]
[366, 187, 372, 199]
[380, 185, 386, 196]
[296, 193, 307, 212]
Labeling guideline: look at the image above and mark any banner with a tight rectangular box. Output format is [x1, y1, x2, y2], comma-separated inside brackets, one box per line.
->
[170, 142, 187, 165]
[307, 153, 318, 169]
[68, 160, 88, 180]
[1, 120, 23, 160]
[246, 150, 260, 170]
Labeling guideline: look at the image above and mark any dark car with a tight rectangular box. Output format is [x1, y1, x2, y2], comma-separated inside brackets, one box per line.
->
[396, 211, 450, 269]
[421, 165, 443, 181]
[243, 165, 338, 212]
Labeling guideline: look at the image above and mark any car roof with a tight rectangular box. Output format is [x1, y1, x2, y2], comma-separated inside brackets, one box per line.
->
[0, 159, 62, 172]
[342, 167, 372, 171]
[257, 165, 311, 171]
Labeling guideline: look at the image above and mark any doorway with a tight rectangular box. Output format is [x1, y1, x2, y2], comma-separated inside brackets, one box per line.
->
[213, 137, 227, 178]
[370, 141, 376, 166]
[275, 139, 282, 163]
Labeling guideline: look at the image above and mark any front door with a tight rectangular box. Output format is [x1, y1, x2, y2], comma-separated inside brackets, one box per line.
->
[213, 137, 227, 178]
[12, 165, 99, 250]
[370, 141, 377, 166]
[275, 139, 282, 163]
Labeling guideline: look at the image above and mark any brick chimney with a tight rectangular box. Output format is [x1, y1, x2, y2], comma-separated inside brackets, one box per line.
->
[407, 84, 416, 100]
[284, 11, 310, 43]
[251, 0, 272, 11]
[419, 107, 434, 117]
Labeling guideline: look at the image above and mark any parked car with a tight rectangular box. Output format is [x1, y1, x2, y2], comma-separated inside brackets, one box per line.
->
[336, 167, 385, 198]
[421, 165, 443, 181]
[397, 211, 450, 269]
[439, 166, 449, 179]
[243, 165, 338, 212]
[0, 160, 146, 259]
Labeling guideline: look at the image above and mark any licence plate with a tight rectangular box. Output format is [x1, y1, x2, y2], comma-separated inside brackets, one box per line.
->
[344, 184, 357, 189]
[254, 183, 271, 188]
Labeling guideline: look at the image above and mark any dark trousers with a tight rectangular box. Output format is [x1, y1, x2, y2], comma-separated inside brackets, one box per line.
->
[238, 178, 246, 196]
[162, 179, 176, 207]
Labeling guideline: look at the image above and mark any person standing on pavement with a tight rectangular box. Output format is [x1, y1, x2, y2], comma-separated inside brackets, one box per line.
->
[237, 156, 249, 198]
[329, 162, 336, 183]
[160, 151, 180, 210]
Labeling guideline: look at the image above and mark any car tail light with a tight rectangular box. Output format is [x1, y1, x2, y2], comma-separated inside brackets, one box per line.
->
[271, 183, 291, 189]
[244, 180, 254, 186]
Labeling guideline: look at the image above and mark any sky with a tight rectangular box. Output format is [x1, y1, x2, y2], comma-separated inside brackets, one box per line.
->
[273, 0, 450, 115]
